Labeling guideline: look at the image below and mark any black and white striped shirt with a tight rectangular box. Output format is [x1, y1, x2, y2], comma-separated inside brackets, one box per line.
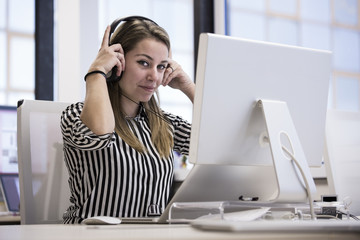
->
[60, 102, 191, 224]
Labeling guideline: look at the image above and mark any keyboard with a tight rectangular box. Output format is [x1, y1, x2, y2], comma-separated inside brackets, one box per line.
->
[191, 219, 360, 233]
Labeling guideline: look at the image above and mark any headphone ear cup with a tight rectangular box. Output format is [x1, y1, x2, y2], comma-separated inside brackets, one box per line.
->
[107, 66, 122, 82]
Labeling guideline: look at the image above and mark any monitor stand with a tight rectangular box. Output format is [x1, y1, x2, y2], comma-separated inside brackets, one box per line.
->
[257, 99, 316, 203]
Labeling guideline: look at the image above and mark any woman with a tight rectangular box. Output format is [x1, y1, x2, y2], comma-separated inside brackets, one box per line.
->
[61, 16, 195, 224]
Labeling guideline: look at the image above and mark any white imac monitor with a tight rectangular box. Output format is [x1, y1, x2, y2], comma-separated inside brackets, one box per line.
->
[189, 33, 331, 203]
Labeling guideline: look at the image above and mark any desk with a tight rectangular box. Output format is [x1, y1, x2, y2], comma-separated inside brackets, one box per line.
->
[0, 215, 20, 225]
[0, 224, 359, 240]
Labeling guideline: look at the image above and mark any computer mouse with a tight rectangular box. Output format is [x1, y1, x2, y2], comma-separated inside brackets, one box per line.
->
[82, 216, 121, 225]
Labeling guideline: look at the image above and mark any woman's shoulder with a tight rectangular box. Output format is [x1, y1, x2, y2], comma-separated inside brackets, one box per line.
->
[162, 110, 190, 126]
[63, 102, 84, 114]
[61, 102, 85, 121]
[162, 110, 178, 120]
[65, 101, 84, 110]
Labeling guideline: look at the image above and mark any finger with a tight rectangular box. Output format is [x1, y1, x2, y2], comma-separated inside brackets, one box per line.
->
[166, 66, 173, 76]
[112, 56, 124, 76]
[101, 25, 111, 48]
[110, 42, 124, 54]
[162, 74, 170, 86]
[167, 65, 174, 73]
[117, 53, 125, 75]
[110, 43, 125, 69]
[116, 60, 123, 76]
[117, 51, 125, 73]
[163, 71, 177, 86]
[163, 77, 171, 86]
[164, 65, 185, 87]
[162, 66, 173, 85]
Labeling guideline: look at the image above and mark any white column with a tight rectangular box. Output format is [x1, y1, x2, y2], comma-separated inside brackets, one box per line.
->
[214, 0, 226, 35]
[56, 0, 100, 103]
[79, 0, 101, 92]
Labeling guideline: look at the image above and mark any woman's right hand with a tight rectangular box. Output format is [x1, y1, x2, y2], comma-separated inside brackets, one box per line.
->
[81, 26, 122, 135]
[88, 25, 125, 77]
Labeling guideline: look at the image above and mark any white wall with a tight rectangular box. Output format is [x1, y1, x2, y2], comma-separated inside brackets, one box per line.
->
[56, 0, 81, 102]
[56, 0, 100, 103]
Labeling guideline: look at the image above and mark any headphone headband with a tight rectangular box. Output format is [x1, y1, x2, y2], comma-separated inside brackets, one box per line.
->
[109, 16, 158, 43]
[106, 16, 159, 82]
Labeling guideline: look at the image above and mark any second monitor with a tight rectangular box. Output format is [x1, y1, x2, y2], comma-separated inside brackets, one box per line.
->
[190, 33, 331, 168]
[189, 33, 331, 203]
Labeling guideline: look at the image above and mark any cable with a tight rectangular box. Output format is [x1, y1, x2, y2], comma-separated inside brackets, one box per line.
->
[337, 210, 360, 221]
[281, 145, 316, 220]
[120, 92, 172, 125]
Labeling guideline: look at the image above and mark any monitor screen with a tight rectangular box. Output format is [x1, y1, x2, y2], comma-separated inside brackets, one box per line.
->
[0, 106, 18, 174]
[0, 173, 20, 212]
[190, 33, 331, 168]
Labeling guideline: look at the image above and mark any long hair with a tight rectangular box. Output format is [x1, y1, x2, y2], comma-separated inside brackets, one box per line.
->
[107, 19, 173, 158]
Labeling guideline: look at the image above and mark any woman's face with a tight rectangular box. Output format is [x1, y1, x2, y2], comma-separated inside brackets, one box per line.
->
[119, 38, 169, 103]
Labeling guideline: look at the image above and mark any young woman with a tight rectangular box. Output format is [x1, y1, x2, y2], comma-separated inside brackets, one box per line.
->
[61, 16, 195, 224]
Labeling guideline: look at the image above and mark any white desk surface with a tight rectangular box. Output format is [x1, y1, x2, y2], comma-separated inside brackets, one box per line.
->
[0, 223, 359, 240]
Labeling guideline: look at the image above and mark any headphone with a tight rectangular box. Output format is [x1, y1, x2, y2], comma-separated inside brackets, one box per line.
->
[107, 16, 159, 82]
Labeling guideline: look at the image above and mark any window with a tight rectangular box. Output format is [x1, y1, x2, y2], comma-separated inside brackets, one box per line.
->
[227, 0, 360, 112]
[0, 0, 35, 106]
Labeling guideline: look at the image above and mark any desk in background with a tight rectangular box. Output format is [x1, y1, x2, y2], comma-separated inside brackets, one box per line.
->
[0, 215, 20, 225]
[0, 224, 359, 240]
[0, 202, 20, 224]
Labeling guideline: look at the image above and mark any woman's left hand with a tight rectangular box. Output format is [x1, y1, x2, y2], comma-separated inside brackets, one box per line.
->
[162, 59, 195, 102]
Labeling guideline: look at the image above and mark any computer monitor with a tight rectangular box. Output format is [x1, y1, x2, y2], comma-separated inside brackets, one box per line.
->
[189, 33, 331, 203]
[0, 105, 18, 174]
[190, 33, 331, 167]
[0, 173, 20, 212]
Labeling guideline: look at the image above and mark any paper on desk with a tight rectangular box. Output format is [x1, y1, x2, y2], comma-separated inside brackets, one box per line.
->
[196, 207, 271, 222]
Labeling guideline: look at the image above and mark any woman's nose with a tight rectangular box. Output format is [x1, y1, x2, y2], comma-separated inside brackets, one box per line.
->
[147, 67, 159, 81]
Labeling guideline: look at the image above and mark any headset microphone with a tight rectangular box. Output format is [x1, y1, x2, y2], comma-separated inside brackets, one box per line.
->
[120, 92, 171, 125]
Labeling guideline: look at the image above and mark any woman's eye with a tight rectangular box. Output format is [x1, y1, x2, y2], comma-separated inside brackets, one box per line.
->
[158, 65, 166, 71]
[138, 60, 149, 67]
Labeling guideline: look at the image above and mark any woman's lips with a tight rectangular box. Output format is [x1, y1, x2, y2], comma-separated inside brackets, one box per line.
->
[140, 85, 156, 92]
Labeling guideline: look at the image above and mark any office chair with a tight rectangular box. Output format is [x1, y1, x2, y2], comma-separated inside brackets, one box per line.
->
[17, 99, 71, 224]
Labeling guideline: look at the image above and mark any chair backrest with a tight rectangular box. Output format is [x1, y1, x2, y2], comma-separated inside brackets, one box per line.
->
[17, 99, 71, 224]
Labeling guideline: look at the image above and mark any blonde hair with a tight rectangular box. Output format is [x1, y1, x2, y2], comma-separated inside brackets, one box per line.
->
[107, 18, 173, 158]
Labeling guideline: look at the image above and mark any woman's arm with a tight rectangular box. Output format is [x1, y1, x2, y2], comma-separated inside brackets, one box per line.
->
[80, 26, 125, 135]
[81, 73, 114, 135]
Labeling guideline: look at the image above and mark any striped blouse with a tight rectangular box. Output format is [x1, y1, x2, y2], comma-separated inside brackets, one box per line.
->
[60, 102, 191, 224]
